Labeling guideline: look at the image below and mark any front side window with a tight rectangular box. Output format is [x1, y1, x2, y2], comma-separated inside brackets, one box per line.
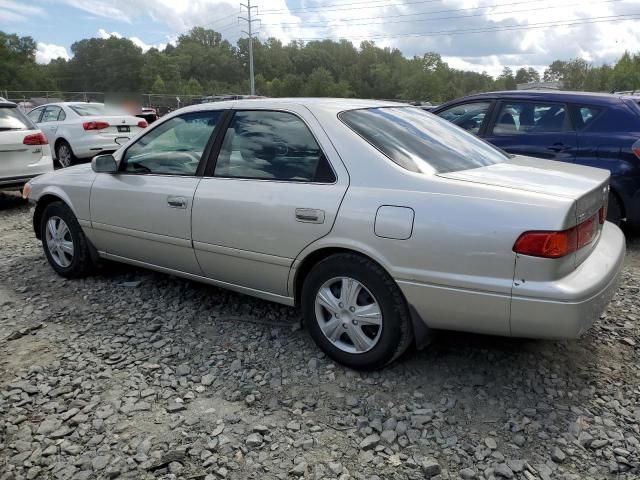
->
[437, 101, 491, 134]
[569, 105, 601, 130]
[340, 106, 507, 174]
[0, 107, 35, 130]
[214, 110, 334, 182]
[41, 106, 64, 122]
[122, 111, 222, 175]
[27, 108, 43, 123]
[493, 101, 569, 135]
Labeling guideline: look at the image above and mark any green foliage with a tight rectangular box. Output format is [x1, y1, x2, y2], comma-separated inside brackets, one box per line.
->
[3, 27, 640, 101]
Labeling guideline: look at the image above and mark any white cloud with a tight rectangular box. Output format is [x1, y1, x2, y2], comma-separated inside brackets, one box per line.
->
[0, 0, 46, 22]
[97, 28, 170, 52]
[35, 42, 70, 64]
[58, 0, 640, 77]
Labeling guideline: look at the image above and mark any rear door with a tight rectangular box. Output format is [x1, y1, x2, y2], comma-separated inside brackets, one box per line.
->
[191, 106, 349, 297]
[38, 105, 66, 141]
[0, 106, 45, 180]
[483, 99, 577, 162]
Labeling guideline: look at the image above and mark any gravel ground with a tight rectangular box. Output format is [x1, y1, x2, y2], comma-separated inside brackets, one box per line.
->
[1, 191, 639, 480]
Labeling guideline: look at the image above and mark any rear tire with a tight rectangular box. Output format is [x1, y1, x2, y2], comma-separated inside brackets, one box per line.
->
[607, 192, 622, 225]
[40, 201, 94, 278]
[56, 140, 75, 168]
[301, 253, 413, 370]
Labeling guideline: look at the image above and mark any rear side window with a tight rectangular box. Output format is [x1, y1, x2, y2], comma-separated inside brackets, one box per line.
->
[493, 101, 569, 134]
[340, 106, 507, 174]
[0, 107, 35, 130]
[42, 106, 65, 122]
[214, 110, 335, 182]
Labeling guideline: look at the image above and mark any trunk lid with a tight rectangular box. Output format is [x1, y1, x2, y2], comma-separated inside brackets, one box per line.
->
[82, 115, 144, 137]
[440, 155, 610, 263]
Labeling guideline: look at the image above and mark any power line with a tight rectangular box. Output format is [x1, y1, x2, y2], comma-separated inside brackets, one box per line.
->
[257, 0, 621, 28]
[290, 12, 640, 41]
[259, 0, 442, 15]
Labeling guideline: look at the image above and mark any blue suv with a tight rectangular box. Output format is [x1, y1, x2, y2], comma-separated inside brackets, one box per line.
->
[433, 90, 640, 225]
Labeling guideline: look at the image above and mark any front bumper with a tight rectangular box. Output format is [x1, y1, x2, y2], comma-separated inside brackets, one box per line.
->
[510, 221, 626, 338]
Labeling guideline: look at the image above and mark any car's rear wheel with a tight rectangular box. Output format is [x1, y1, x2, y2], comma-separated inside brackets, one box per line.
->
[302, 253, 413, 370]
[56, 140, 75, 168]
[41, 201, 94, 278]
[607, 192, 623, 225]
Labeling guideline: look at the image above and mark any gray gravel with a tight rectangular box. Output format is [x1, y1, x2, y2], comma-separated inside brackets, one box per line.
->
[1, 191, 640, 480]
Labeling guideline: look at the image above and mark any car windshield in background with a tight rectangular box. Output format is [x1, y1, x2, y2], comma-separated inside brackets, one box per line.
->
[340, 106, 507, 174]
[0, 106, 35, 130]
[69, 104, 128, 116]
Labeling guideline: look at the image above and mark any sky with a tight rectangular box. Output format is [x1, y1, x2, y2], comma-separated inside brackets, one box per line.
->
[1, 0, 640, 77]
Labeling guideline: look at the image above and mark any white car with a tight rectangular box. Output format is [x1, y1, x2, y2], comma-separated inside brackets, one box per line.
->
[27, 102, 147, 167]
[0, 98, 53, 191]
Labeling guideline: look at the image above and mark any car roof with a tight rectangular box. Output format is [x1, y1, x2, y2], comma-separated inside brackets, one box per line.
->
[0, 98, 17, 108]
[437, 90, 636, 107]
[179, 97, 408, 114]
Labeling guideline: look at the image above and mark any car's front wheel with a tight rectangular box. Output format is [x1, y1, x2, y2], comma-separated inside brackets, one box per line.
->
[40, 201, 94, 278]
[55, 140, 75, 168]
[302, 253, 413, 370]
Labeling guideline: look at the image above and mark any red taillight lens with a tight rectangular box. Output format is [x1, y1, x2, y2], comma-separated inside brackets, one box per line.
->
[598, 205, 607, 224]
[83, 121, 109, 130]
[514, 214, 599, 258]
[633, 146, 640, 160]
[23, 132, 49, 145]
[137, 120, 148, 128]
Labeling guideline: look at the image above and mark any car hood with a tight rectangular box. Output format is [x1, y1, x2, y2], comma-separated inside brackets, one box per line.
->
[439, 155, 609, 199]
[31, 162, 94, 184]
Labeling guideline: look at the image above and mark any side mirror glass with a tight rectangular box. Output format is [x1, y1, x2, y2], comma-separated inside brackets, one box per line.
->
[92, 154, 118, 173]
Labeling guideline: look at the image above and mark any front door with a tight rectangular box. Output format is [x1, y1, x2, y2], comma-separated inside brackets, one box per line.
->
[90, 109, 225, 274]
[191, 107, 349, 297]
[483, 99, 577, 162]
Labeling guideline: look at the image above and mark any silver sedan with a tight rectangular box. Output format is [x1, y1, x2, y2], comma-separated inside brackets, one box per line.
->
[23, 98, 626, 369]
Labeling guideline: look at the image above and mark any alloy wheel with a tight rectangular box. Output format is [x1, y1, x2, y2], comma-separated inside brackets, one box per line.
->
[45, 216, 74, 267]
[314, 276, 383, 354]
[57, 144, 72, 168]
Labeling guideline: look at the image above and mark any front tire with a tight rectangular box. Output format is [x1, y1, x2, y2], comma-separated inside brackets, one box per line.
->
[40, 201, 94, 278]
[301, 253, 413, 370]
[56, 140, 75, 168]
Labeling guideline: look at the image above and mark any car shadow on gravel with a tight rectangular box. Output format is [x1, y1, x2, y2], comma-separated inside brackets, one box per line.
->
[0, 191, 28, 211]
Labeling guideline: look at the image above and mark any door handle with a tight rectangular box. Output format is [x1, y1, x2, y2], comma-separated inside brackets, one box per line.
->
[548, 143, 569, 152]
[167, 196, 187, 209]
[295, 208, 325, 224]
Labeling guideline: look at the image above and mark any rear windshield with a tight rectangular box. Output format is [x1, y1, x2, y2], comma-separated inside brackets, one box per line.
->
[340, 106, 507, 174]
[69, 104, 128, 116]
[0, 106, 35, 131]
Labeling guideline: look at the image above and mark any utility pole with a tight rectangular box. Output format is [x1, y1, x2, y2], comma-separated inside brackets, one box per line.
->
[239, 0, 259, 95]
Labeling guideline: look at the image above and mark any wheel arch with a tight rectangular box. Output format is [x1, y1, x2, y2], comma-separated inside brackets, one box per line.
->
[53, 137, 73, 159]
[33, 190, 76, 239]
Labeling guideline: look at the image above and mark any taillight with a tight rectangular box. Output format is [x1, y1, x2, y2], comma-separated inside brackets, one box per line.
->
[23, 132, 49, 145]
[633, 139, 640, 159]
[513, 213, 599, 258]
[137, 120, 148, 128]
[83, 121, 109, 130]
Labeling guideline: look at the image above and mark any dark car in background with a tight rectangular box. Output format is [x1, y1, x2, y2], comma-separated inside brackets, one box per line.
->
[433, 90, 640, 225]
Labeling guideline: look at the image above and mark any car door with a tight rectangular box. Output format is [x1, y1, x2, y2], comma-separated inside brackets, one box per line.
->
[38, 105, 65, 141]
[90, 109, 224, 274]
[483, 99, 577, 162]
[191, 106, 349, 298]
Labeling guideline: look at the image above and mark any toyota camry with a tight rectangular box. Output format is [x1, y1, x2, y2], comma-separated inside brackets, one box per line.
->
[23, 98, 626, 369]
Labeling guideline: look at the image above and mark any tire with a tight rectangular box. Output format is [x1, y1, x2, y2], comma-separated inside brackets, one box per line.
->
[301, 253, 413, 370]
[55, 140, 75, 168]
[607, 192, 623, 226]
[40, 201, 94, 278]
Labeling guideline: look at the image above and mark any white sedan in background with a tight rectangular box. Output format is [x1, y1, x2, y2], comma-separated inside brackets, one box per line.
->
[0, 98, 53, 191]
[27, 102, 148, 167]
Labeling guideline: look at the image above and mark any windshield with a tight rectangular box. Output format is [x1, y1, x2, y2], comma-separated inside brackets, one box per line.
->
[0, 106, 35, 130]
[69, 103, 128, 117]
[340, 106, 507, 174]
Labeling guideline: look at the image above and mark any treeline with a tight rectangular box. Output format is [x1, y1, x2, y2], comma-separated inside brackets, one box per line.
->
[2, 28, 640, 102]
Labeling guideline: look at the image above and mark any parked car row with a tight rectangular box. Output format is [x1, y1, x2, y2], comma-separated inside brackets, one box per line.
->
[26, 102, 148, 168]
[432, 90, 640, 226]
[22, 98, 625, 369]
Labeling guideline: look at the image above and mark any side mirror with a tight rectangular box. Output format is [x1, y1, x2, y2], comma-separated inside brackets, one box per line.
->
[92, 154, 118, 173]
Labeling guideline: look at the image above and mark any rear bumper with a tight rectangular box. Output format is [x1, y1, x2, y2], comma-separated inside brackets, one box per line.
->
[510, 221, 626, 338]
[0, 155, 54, 191]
